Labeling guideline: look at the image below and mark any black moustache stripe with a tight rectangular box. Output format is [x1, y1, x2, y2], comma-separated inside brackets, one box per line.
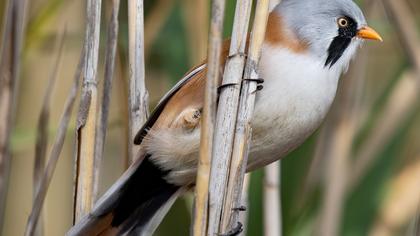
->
[325, 36, 352, 68]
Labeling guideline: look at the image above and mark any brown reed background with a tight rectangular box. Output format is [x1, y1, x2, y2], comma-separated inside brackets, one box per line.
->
[0, 0, 419, 235]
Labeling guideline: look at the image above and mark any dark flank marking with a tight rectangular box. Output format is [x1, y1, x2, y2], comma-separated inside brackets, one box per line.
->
[325, 16, 358, 67]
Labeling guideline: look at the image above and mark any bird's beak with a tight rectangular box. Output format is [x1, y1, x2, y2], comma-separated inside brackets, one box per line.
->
[357, 26, 383, 42]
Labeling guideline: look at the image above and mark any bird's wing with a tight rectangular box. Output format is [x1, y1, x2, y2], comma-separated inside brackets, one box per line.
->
[68, 42, 231, 236]
[134, 63, 207, 145]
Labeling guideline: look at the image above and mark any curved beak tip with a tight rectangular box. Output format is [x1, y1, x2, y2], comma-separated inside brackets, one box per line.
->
[357, 26, 383, 42]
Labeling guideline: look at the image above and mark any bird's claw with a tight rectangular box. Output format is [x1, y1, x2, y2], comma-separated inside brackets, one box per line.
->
[244, 78, 264, 84]
[218, 222, 243, 236]
[218, 83, 239, 94]
[227, 52, 247, 60]
[232, 205, 247, 212]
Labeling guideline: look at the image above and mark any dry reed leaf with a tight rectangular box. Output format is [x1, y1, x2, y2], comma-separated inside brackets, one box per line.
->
[32, 28, 66, 236]
[93, 0, 120, 203]
[25, 49, 85, 236]
[0, 0, 28, 231]
[194, 0, 227, 235]
[74, 0, 102, 222]
[127, 0, 149, 163]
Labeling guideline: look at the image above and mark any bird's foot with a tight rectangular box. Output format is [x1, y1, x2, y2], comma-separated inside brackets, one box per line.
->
[227, 52, 247, 60]
[218, 82, 239, 94]
[244, 78, 264, 93]
[218, 222, 243, 236]
[232, 205, 247, 212]
[244, 78, 264, 84]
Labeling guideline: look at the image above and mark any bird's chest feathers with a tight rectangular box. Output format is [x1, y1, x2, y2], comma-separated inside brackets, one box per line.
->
[249, 45, 338, 165]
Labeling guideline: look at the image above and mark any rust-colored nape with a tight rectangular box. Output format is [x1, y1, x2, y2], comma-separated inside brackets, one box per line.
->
[265, 13, 308, 53]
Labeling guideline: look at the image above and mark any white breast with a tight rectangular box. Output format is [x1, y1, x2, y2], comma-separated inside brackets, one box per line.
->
[247, 44, 339, 170]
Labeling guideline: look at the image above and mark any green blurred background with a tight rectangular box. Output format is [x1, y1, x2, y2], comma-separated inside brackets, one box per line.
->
[1, 0, 419, 235]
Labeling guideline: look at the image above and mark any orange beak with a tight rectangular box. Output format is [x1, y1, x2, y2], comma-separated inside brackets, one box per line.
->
[357, 26, 383, 42]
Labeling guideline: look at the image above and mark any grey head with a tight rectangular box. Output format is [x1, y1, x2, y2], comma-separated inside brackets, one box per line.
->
[274, 0, 371, 71]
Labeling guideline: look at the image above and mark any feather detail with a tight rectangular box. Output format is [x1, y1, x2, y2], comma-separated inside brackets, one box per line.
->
[265, 12, 308, 53]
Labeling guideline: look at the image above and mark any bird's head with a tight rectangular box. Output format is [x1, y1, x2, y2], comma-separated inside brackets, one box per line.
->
[275, 0, 382, 72]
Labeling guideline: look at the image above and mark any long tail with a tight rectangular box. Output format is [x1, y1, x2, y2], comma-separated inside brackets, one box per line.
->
[68, 153, 182, 236]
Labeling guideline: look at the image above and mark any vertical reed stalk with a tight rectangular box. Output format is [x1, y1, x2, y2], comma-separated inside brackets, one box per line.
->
[74, 0, 102, 222]
[128, 0, 149, 163]
[193, 0, 226, 235]
[218, 0, 270, 233]
[264, 162, 282, 236]
[212, 0, 253, 232]
[0, 0, 28, 231]
[93, 0, 120, 202]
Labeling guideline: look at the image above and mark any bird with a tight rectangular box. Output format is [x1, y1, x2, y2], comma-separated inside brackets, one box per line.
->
[68, 0, 382, 235]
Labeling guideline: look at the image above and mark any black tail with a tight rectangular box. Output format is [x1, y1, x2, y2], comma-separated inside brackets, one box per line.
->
[110, 155, 179, 233]
[68, 155, 180, 236]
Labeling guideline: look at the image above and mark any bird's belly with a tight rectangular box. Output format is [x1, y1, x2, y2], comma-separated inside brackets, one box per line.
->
[247, 97, 328, 171]
[246, 48, 339, 170]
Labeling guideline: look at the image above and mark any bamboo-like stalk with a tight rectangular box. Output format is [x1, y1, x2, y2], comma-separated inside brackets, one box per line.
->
[264, 162, 282, 236]
[93, 0, 120, 202]
[128, 0, 149, 163]
[193, 0, 226, 235]
[239, 174, 251, 235]
[74, 0, 102, 222]
[216, 0, 270, 234]
[213, 0, 253, 232]
[32, 30, 66, 236]
[0, 0, 27, 231]
[25, 49, 85, 236]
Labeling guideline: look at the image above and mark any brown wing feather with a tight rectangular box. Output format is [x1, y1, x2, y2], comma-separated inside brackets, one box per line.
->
[134, 40, 232, 145]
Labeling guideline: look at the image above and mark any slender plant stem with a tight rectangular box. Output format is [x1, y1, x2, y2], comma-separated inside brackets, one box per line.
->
[128, 0, 149, 163]
[212, 0, 253, 232]
[74, 0, 102, 222]
[0, 0, 28, 231]
[193, 0, 226, 235]
[264, 162, 282, 236]
[93, 0, 120, 203]
[217, 0, 270, 233]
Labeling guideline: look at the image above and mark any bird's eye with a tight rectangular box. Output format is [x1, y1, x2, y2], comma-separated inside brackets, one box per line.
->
[337, 17, 349, 28]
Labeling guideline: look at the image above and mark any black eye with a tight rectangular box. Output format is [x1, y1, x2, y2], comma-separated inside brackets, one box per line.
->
[337, 17, 349, 28]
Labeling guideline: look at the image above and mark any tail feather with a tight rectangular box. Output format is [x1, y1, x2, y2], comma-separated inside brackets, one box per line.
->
[68, 153, 181, 236]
